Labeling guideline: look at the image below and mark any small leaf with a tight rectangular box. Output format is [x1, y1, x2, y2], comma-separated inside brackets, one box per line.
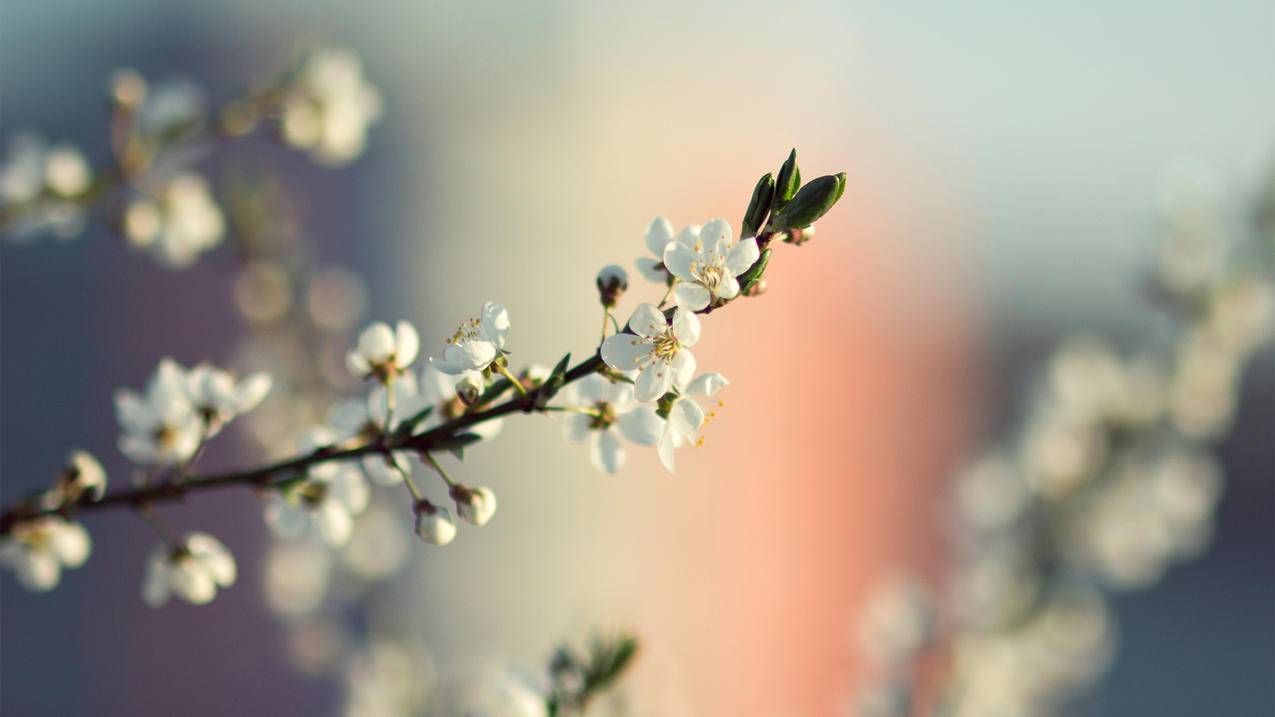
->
[772, 149, 800, 213]
[741, 172, 775, 239]
[772, 172, 846, 231]
[737, 247, 771, 295]
[534, 353, 572, 409]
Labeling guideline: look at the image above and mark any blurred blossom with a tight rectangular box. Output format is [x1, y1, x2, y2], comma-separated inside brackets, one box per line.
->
[0, 517, 91, 592]
[452, 662, 549, 717]
[857, 575, 934, 668]
[137, 77, 207, 138]
[263, 427, 370, 546]
[281, 46, 383, 166]
[263, 538, 333, 620]
[343, 640, 434, 717]
[341, 501, 410, 580]
[141, 532, 236, 608]
[308, 266, 370, 332]
[234, 260, 294, 324]
[0, 132, 90, 241]
[122, 173, 225, 268]
[954, 453, 1028, 533]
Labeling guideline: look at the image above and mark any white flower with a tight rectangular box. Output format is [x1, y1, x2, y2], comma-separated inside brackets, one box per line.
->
[600, 303, 700, 402]
[329, 373, 428, 486]
[264, 428, 370, 546]
[635, 217, 700, 283]
[0, 132, 90, 241]
[0, 517, 90, 592]
[429, 302, 510, 375]
[419, 364, 504, 440]
[51, 449, 108, 505]
[280, 47, 383, 165]
[114, 357, 204, 466]
[184, 363, 272, 437]
[656, 372, 728, 473]
[451, 485, 498, 526]
[122, 173, 225, 269]
[414, 503, 457, 545]
[562, 374, 663, 474]
[141, 532, 236, 607]
[346, 320, 420, 381]
[663, 218, 759, 310]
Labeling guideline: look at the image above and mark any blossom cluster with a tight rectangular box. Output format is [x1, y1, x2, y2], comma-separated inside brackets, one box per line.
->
[853, 171, 1274, 717]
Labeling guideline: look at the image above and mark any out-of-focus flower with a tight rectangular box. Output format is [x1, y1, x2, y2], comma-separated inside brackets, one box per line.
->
[346, 320, 420, 382]
[184, 363, 272, 437]
[635, 217, 699, 283]
[663, 218, 759, 310]
[656, 372, 728, 472]
[122, 173, 225, 268]
[430, 303, 510, 376]
[264, 428, 370, 546]
[601, 304, 700, 402]
[49, 450, 108, 506]
[280, 46, 383, 166]
[263, 538, 332, 620]
[141, 532, 236, 607]
[330, 372, 427, 486]
[343, 640, 434, 717]
[858, 576, 935, 667]
[114, 357, 204, 466]
[451, 485, 497, 526]
[137, 77, 207, 138]
[414, 502, 457, 546]
[562, 374, 662, 474]
[0, 517, 91, 592]
[0, 132, 90, 241]
[596, 264, 628, 308]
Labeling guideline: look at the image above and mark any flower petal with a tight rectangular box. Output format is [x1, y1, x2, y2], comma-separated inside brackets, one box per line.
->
[394, 321, 420, 367]
[686, 372, 729, 397]
[627, 303, 668, 338]
[668, 398, 706, 440]
[657, 432, 677, 473]
[635, 257, 666, 283]
[671, 309, 701, 347]
[644, 216, 674, 256]
[600, 334, 651, 373]
[662, 242, 698, 281]
[357, 322, 395, 361]
[699, 218, 732, 256]
[673, 282, 711, 311]
[617, 406, 663, 446]
[590, 430, 625, 474]
[670, 350, 697, 392]
[480, 302, 510, 348]
[563, 412, 593, 442]
[724, 237, 760, 276]
[634, 361, 673, 403]
[50, 521, 91, 567]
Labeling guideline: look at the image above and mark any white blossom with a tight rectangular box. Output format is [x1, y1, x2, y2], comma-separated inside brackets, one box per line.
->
[114, 357, 204, 466]
[600, 303, 700, 402]
[429, 302, 510, 376]
[635, 217, 699, 283]
[0, 132, 90, 241]
[184, 363, 272, 437]
[451, 485, 498, 526]
[264, 428, 370, 546]
[141, 532, 236, 607]
[122, 173, 225, 269]
[0, 517, 91, 592]
[281, 46, 383, 165]
[346, 320, 420, 381]
[419, 364, 504, 440]
[663, 218, 759, 310]
[414, 504, 457, 545]
[49, 449, 108, 506]
[656, 372, 728, 472]
[562, 374, 662, 474]
[329, 372, 428, 486]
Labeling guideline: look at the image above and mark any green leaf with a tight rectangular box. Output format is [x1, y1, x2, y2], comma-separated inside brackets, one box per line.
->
[534, 353, 572, 409]
[772, 149, 800, 213]
[737, 247, 772, 295]
[741, 172, 775, 239]
[771, 172, 846, 231]
[434, 432, 483, 461]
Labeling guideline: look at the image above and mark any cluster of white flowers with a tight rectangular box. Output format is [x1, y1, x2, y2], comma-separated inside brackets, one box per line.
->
[853, 173, 1274, 717]
[115, 357, 271, 466]
[142, 532, 237, 607]
[122, 173, 225, 268]
[0, 451, 105, 591]
[280, 46, 383, 166]
[0, 133, 91, 241]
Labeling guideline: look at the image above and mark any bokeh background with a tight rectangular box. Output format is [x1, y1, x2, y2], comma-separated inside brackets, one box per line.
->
[2, 1, 1272, 715]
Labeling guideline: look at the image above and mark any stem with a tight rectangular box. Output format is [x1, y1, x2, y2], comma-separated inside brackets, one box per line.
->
[421, 452, 455, 488]
[600, 308, 611, 343]
[495, 363, 528, 399]
[393, 459, 424, 504]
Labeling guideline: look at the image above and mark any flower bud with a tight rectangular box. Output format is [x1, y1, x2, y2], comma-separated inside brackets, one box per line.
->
[450, 485, 497, 526]
[595, 265, 628, 308]
[456, 371, 483, 406]
[413, 501, 457, 545]
[109, 68, 147, 109]
[64, 450, 107, 501]
[743, 278, 767, 297]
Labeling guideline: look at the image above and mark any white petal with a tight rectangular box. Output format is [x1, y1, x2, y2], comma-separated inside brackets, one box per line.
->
[362, 453, 407, 486]
[699, 218, 732, 255]
[16, 552, 60, 592]
[673, 282, 711, 311]
[234, 372, 272, 413]
[394, 321, 420, 367]
[346, 351, 371, 378]
[636, 257, 666, 283]
[724, 237, 760, 276]
[419, 364, 456, 403]
[634, 362, 672, 403]
[50, 521, 91, 567]
[644, 216, 674, 256]
[663, 242, 698, 281]
[657, 432, 677, 473]
[716, 273, 740, 301]
[668, 398, 706, 440]
[686, 372, 729, 397]
[670, 350, 697, 392]
[141, 553, 171, 607]
[672, 309, 701, 347]
[480, 302, 511, 348]
[470, 417, 504, 441]
[186, 533, 236, 587]
[617, 406, 663, 446]
[264, 497, 310, 539]
[171, 560, 216, 604]
[357, 322, 396, 361]
[330, 469, 370, 514]
[564, 413, 593, 442]
[316, 503, 353, 546]
[674, 224, 702, 247]
[590, 430, 625, 474]
[600, 334, 652, 373]
[114, 390, 155, 433]
[627, 303, 668, 338]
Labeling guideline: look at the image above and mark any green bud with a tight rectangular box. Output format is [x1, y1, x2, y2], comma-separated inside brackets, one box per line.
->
[772, 149, 800, 212]
[741, 173, 775, 239]
[772, 172, 846, 231]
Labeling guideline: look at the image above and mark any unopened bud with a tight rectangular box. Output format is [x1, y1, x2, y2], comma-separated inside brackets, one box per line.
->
[785, 225, 815, 246]
[413, 501, 457, 545]
[61, 450, 107, 503]
[743, 278, 768, 297]
[456, 371, 483, 406]
[450, 484, 497, 526]
[596, 265, 628, 308]
[109, 68, 148, 109]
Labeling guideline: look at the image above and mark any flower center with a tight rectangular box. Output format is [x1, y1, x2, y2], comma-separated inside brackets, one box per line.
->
[652, 332, 680, 362]
[696, 263, 724, 289]
[589, 401, 617, 429]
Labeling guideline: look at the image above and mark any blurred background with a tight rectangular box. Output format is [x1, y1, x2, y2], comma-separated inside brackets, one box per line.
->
[1, 1, 1271, 715]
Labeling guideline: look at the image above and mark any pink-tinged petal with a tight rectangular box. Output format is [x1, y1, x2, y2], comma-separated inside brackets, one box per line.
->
[671, 309, 701, 347]
[601, 334, 651, 372]
[480, 302, 511, 348]
[590, 430, 625, 474]
[673, 282, 711, 311]
[670, 350, 697, 392]
[617, 406, 663, 446]
[724, 236, 760, 276]
[635, 257, 666, 283]
[662, 242, 698, 281]
[627, 303, 668, 337]
[394, 321, 420, 367]
[634, 362, 672, 403]
[644, 216, 674, 256]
